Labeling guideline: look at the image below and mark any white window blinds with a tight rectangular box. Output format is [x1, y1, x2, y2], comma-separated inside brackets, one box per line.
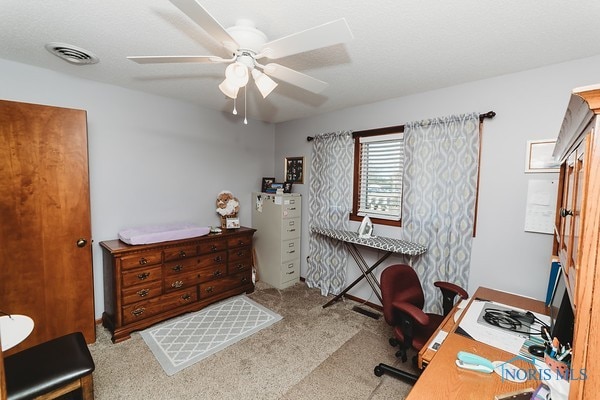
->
[358, 133, 404, 220]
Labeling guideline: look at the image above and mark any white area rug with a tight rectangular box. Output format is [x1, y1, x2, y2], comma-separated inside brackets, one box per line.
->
[140, 295, 282, 376]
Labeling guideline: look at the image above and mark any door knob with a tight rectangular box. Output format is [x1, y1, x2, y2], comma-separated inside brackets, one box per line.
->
[76, 238, 88, 247]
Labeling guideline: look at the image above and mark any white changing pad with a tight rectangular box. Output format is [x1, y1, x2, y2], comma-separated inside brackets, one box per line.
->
[118, 223, 210, 245]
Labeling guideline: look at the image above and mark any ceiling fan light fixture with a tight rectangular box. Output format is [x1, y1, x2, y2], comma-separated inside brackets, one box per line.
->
[219, 79, 240, 99]
[252, 69, 278, 98]
[225, 62, 249, 87]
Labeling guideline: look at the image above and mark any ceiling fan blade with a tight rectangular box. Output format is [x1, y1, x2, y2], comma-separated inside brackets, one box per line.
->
[169, 0, 239, 54]
[259, 18, 353, 59]
[262, 63, 328, 94]
[127, 55, 230, 64]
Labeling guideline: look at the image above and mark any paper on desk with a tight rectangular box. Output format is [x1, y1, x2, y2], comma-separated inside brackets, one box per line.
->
[457, 300, 549, 356]
[427, 330, 448, 352]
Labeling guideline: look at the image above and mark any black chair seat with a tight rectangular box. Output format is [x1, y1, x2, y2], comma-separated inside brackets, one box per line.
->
[4, 332, 95, 400]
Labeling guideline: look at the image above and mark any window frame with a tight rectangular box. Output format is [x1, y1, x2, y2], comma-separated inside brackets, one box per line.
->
[350, 125, 405, 227]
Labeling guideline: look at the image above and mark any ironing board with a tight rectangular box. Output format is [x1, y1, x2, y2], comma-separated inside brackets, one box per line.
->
[311, 227, 427, 308]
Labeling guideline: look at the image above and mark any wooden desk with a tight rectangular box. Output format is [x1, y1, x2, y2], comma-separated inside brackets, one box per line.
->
[407, 287, 550, 400]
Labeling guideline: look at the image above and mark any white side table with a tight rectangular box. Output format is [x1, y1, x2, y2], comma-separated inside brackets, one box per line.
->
[0, 314, 34, 351]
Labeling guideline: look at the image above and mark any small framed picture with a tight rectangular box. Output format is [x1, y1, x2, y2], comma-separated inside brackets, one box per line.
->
[283, 181, 293, 193]
[261, 177, 275, 192]
[525, 139, 560, 173]
[285, 156, 304, 184]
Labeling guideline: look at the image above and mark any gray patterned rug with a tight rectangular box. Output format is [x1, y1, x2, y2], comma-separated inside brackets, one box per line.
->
[140, 295, 282, 375]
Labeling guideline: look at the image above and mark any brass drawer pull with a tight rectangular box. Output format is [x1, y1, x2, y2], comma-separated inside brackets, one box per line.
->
[181, 293, 192, 301]
[241, 277, 248, 283]
[238, 240, 245, 246]
[137, 272, 150, 280]
[172, 264, 183, 272]
[131, 307, 145, 317]
[137, 289, 150, 297]
[237, 251, 245, 257]
[206, 286, 214, 293]
[179, 250, 187, 258]
[214, 255, 223, 262]
[210, 245, 218, 252]
[213, 270, 222, 277]
[171, 280, 184, 288]
[236, 264, 244, 270]
[139, 257, 148, 265]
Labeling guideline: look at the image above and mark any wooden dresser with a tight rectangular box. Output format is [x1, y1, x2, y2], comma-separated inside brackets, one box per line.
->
[552, 84, 600, 399]
[100, 227, 255, 342]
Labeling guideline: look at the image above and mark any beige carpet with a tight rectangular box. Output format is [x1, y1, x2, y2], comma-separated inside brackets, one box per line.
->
[88, 282, 416, 399]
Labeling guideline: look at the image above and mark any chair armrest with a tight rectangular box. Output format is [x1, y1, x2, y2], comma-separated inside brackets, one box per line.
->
[391, 300, 430, 326]
[434, 281, 468, 299]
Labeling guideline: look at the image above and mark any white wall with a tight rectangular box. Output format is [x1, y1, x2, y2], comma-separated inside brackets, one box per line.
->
[0, 59, 276, 319]
[274, 54, 600, 305]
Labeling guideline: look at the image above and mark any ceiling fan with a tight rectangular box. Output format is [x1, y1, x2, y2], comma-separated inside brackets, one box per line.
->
[127, 0, 353, 120]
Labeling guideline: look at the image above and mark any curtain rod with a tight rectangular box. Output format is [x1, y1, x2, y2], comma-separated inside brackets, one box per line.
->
[306, 110, 496, 141]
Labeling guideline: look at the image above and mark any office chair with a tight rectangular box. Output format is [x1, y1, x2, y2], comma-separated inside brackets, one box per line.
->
[374, 264, 468, 383]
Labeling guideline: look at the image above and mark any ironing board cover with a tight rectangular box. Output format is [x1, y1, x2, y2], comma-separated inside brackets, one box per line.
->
[311, 227, 427, 255]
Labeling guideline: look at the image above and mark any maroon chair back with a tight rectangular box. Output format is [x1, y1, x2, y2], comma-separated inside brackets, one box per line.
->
[380, 264, 425, 326]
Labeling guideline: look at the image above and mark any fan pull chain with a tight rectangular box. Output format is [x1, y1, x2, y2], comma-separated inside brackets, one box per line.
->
[232, 97, 237, 115]
[243, 85, 248, 125]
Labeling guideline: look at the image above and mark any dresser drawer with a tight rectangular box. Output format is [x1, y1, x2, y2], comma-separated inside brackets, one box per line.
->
[121, 280, 162, 305]
[164, 270, 199, 292]
[121, 265, 162, 288]
[229, 259, 253, 274]
[163, 245, 197, 262]
[228, 246, 252, 263]
[199, 271, 252, 298]
[164, 257, 199, 276]
[281, 238, 300, 262]
[281, 218, 300, 240]
[198, 238, 227, 254]
[161, 288, 198, 311]
[122, 297, 163, 324]
[197, 251, 227, 269]
[227, 234, 253, 249]
[197, 263, 227, 282]
[120, 251, 162, 269]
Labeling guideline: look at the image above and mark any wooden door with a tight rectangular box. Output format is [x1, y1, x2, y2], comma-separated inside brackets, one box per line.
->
[0, 100, 94, 354]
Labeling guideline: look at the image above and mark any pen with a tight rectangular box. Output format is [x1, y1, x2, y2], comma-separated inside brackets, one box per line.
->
[557, 349, 571, 361]
[550, 337, 559, 357]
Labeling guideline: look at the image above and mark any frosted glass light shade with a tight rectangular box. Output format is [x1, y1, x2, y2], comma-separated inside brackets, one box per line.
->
[219, 79, 240, 99]
[251, 69, 278, 98]
[225, 62, 249, 87]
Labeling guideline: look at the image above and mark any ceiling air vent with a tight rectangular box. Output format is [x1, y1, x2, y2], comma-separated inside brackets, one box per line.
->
[45, 42, 99, 65]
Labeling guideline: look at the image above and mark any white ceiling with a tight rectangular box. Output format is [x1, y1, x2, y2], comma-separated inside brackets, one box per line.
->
[3, 0, 600, 124]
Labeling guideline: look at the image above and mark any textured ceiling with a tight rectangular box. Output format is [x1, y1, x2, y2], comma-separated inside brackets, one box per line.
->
[2, 0, 600, 123]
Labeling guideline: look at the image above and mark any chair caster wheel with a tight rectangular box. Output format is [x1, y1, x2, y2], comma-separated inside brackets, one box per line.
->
[389, 338, 398, 347]
[374, 365, 384, 377]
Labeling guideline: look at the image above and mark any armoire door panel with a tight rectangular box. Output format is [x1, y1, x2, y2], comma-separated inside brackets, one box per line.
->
[0, 100, 95, 354]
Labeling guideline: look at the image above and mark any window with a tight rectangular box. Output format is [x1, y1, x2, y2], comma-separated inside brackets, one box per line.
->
[351, 126, 404, 226]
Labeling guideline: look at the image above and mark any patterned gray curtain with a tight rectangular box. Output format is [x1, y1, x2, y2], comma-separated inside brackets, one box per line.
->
[306, 131, 353, 296]
[402, 113, 480, 313]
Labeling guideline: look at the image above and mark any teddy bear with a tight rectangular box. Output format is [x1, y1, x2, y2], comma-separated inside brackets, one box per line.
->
[215, 190, 239, 217]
